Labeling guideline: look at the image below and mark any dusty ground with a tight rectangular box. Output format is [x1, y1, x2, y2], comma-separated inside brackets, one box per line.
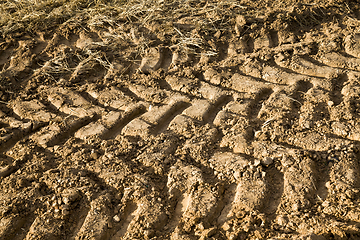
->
[1, 0, 360, 239]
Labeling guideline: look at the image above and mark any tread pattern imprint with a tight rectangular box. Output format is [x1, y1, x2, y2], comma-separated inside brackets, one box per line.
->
[2, 4, 360, 240]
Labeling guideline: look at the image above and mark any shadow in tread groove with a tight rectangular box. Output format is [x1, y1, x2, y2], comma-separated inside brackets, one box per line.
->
[154, 102, 191, 134]
[0, 122, 45, 154]
[0, 214, 35, 240]
[46, 117, 95, 147]
[207, 95, 234, 124]
[330, 73, 348, 106]
[262, 166, 284, 216]
[110, 202, 138, 239]
[102, 105, 147, 139]
[216, 184, 237, 226]
[248, 88, 273, 119]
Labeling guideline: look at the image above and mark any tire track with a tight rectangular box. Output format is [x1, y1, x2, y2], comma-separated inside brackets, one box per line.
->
[0, 41, 16, 70]
[323, 147, 360, 222]
[128, 39, 360, 234]
[316, 52, 360, 72]
[0, 38, 47, 81]
[0, 214, 35, 240]
[73, 195, 112, 240]
[0, 110, 42, 153]
[3, 27, 360, 239]
[195, 34, 360, 235]
[166, 162, 218, 236]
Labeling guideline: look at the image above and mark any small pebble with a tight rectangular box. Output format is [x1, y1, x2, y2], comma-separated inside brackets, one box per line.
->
[292, 203, 300, 212]
[254, 159, 261, 166]
[254, 130, 262, 139]
[261, 157, 273, 166]
[62, 209, 69, 215]
[63, 197, 70, 205]
[113, 215, 120, 222]
[276, 215, 288, 226]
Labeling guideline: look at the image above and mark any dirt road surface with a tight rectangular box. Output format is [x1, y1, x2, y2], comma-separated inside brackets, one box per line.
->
[1, 0, 360, 239]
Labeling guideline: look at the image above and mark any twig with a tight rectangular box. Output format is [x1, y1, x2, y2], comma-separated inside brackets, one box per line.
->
[281, 94, 302, 105]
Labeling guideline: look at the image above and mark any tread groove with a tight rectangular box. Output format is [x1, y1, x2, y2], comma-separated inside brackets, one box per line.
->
[103, 105, 147, 139]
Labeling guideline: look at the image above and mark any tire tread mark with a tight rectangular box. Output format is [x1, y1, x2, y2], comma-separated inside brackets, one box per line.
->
[262, 64, 331, 90]
[263, 167, 284, 216]
[251, 141, 318, 216]
[121, 117, 152, 138]
[121, 98, 191, 138]
[227, 73, 278, 93]
[216, 184, 237, 227]
[111, 202, 137, 240]
[182, 99, 213, 123]
[258, 80, 312, 122]
[25, 215, 64, 240]
[0, 156, 21, 179]
[316, 52, 360, 71]
[151, 101, 191, 134]
[0, 116, 41, 153]
[324, 148, 360, 222]
[166, 162, 218, 234]
[279, 152, 318, 214]
[0, 214, 33, 240]
[248, 88, 273, 119]
[208, 95, 234, 124]
[178, 93, 231, 125]
[34, 115, 93, 147]
[209, 152, 269, 229]
[344, 34, 360, 58]
[74, 121, 108, 140]
[87, 86, 136, 111]
[229, 40, 315, 61]
[11, 99, 56, 122]
[74, 195, 111, 240]
[46, 87, 104, 118]
[4, 30, 360, 239]
[274, 55, 339, 78]
[103, 104, 147, 139]
[127, 84, 174, 104]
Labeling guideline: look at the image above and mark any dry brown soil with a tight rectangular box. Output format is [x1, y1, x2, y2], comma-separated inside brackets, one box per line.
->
[1, 0, 360, 239]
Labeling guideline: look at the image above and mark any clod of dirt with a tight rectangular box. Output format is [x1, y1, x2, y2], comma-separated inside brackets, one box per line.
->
[139, 47, 163, 73]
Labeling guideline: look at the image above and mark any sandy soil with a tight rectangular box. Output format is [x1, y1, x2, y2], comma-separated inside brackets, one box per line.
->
[1, 0, 360, 239]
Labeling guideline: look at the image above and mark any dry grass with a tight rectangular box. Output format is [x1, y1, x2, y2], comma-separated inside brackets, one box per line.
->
[0, 0, 355, 37]
[1, 0, 355, 80]
[0, 0, 89, 36]
[0, 0, 246, 37]
[0, 0, 163, 37]
[171, 27, 218, 57]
